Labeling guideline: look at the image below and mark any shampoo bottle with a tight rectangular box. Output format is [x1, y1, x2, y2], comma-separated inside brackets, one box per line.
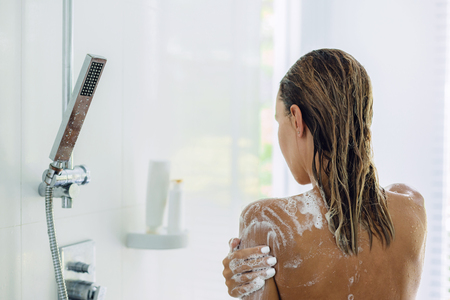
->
[167, 180, 184, 234]
[145, 160, 170, 234]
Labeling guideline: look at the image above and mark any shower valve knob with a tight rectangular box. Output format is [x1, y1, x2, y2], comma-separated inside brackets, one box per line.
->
[67, 261, 93, 274]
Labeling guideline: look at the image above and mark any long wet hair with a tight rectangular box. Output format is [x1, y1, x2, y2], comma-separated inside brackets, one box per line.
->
[279, 49, 395, 255]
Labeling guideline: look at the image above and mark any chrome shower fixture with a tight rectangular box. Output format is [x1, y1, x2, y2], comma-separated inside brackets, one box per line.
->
[39, 165, 90, 207]
[39, 54, 107, 208]
[50, 54, 106, 162]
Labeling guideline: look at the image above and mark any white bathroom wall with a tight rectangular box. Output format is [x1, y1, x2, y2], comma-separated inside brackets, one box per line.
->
[0, 0, 261, 299]
[0, 0, 22, 298]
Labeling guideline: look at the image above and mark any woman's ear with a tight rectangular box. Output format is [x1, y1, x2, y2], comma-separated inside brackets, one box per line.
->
[290, 104, 305, 137]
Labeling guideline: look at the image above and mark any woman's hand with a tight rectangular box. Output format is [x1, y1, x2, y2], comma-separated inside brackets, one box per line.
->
[222, 238, 277, 298]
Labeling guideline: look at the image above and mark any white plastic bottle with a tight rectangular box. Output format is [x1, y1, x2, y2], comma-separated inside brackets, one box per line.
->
[145, 160, 170, 234]
[167, 179, 184, 234]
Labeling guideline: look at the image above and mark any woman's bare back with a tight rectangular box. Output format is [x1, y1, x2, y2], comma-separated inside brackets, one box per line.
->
[239, 183, 427, 300]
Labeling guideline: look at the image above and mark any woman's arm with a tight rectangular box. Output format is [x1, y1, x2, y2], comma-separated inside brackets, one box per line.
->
[222, 239, 277, 298]
[238, 200, 281, 299]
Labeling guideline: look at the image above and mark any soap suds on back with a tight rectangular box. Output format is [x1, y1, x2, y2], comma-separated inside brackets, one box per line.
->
[299, 190, 324, 229]
[284, 198, 298, 216]
[284, 256, 303, 268]
[275, 190, 325, 238]
[261, 207, 292, 247]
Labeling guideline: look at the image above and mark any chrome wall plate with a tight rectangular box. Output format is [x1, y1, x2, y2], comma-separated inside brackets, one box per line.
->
[59, 240, 96, 283]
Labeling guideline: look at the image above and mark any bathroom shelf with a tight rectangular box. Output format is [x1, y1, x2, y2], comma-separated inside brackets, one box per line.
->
[126, 231, 188, 250]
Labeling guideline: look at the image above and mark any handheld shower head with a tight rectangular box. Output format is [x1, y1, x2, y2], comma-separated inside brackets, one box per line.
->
[49, 54, 107, 162]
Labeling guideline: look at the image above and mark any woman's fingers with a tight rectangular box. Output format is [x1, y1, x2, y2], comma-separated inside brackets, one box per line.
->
[231, 267, 276, 285]
[227, 245, 270, 261]
[229, 256, 277, 274]
[229, 275, 270, 298]
[223, 254, 277, 286]
[223, 245, 270, 273]
[229, 238, 241, 252]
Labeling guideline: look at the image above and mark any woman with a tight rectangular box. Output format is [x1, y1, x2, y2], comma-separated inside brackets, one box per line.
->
[222, 49, 427, 299]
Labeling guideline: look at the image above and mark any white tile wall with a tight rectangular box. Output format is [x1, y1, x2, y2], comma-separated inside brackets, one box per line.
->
[0, 227, 21, 299]
[21, 0, 63, 225]
[0, 0, 22, 229]
[21, 221, 57, 299]
[1, 0, 261, 299]
[122, 2, 161, 207]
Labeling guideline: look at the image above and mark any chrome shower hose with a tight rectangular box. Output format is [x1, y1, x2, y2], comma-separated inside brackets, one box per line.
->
[45, 185, 68, 300]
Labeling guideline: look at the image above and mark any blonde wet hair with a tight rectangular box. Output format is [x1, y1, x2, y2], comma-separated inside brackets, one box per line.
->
[279, 49, 395, 255]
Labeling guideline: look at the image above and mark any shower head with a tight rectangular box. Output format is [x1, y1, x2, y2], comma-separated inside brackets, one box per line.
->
[49, 54, 107, 162]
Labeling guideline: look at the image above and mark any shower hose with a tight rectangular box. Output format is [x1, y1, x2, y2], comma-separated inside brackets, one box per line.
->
[45, 185, 69, 300]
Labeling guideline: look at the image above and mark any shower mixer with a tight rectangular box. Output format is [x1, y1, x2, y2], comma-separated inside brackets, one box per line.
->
[39, 54, 106, 208]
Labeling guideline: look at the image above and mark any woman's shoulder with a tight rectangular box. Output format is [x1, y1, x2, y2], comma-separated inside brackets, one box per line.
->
[384, 183, 425, 207]
[239, 197, 281, 227]
[238, 194, 320, 253]
[384, 183, 427, 240]
[241, 197, 280, 215]
[382, 184, 427, 266]
[240, 195, 301, 222]
[240, 190, 327, 233]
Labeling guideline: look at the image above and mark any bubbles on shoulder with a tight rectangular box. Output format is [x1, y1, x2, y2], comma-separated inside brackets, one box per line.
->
[298, 190, 326, 230]
[240, 189, 326, 235]
[239, 198, 288, 248]
[240, 197, 276, 225]
[238, 191, 329, 250]
[281, 189, 325, 231]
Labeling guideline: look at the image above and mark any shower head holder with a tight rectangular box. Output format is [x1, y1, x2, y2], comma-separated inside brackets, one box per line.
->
[39, 164, 90, 208]
[39, 54, 106, 208]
